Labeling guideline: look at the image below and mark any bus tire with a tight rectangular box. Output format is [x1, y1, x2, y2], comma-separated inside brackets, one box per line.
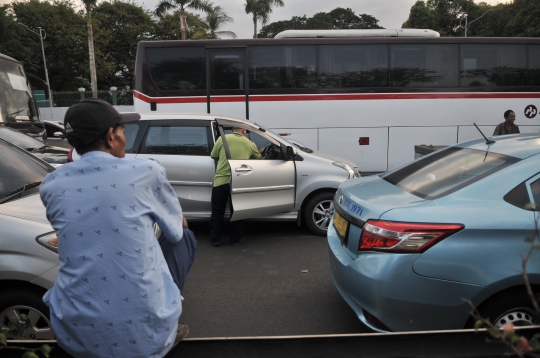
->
[304, 191, 335, 236]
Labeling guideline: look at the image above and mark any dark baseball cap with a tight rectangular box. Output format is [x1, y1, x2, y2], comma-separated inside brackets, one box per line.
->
[64, 98, 140, 147]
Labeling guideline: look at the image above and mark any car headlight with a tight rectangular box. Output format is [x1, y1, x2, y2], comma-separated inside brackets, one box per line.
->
[333, 162, 361, 179]
[36, 232, 58, 253]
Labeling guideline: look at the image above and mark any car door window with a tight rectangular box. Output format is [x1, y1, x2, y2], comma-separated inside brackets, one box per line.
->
[246, 131, 283, 160]
[143, 125, 210, 156]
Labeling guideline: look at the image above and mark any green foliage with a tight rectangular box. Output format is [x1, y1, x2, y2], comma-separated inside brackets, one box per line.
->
[0, 332, 6, 346]
[402, 0, 540, 37]
[245, 0, 284, 38]
[487, 327, 499, 338]
[2, 0, 88, 90]
[474, 319, 483, 331]
[93, 0, 155, 89]
[258, 7, 383, 38]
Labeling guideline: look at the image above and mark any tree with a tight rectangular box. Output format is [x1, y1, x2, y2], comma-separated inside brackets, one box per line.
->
[327, 7, 382, 29]
[204, 4, 236, 39]
[5, 0, 89, 91]
[258, 7, 383, 38]
[81, 0, 98, 95]
[402, 1, 438, 30]
[153, 11, 208, 40]
[93, 1, 155, 89]
[154, 0, 212, 40]
[258, 15, 307, 38]
[244, 0, 284, 39]
[503, 0, 540, 37]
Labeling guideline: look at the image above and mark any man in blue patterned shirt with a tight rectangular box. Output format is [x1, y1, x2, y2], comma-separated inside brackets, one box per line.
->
[40, 98, 196, 358]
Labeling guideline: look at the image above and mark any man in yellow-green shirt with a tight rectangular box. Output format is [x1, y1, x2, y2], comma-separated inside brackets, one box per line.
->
[210, 127, 261, 246]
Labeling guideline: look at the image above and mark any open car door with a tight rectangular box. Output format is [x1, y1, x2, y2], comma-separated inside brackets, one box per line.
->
[215, 118, 296, 221]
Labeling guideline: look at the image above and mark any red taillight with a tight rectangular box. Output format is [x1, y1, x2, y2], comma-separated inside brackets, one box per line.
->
[359, 220, 463, 253]
[67, 147, 74, 163]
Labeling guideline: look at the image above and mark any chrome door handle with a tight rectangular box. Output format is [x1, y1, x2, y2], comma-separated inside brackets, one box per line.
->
[235, 165, 252, 173]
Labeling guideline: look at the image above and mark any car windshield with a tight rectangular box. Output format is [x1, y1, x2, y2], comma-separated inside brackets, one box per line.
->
[0, 59, 39, 123]
[0, 126, 45, 150]
[0, 139, 53, 202]
[382, 147, 519, 199]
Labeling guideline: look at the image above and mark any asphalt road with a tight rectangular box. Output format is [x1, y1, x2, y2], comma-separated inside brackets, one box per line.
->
[179, 220, 370, 338]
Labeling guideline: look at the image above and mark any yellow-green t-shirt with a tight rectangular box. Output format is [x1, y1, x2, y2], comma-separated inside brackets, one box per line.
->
[211, 133, 261, 187]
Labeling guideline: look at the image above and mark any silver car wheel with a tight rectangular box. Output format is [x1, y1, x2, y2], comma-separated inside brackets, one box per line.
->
[0, 305, 54, 340]
[493, 308, 540, 327]
[312, 199, 334, 231]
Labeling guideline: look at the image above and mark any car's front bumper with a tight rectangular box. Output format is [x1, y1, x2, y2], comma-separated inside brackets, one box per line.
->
[327, 224, 489, 332]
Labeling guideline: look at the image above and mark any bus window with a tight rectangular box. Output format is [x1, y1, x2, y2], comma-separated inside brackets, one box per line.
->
[390, 44, 458, 87]
[318, 45, 388, 88]
[529, 45, 540, 86]
[249, 45, 317, 89]
[146, 47, 206, 92]
[460, 44, 527, 87]
[209, 50, 245, 90]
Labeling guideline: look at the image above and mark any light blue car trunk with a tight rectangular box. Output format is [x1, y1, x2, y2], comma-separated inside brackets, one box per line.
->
[336, 176, 430, 259]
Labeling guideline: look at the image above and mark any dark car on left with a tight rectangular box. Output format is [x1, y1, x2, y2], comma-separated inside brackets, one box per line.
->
[0, 126, 69, 167]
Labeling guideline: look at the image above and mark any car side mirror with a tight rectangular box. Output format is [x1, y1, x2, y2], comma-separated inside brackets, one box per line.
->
[280, 144, 296, 160]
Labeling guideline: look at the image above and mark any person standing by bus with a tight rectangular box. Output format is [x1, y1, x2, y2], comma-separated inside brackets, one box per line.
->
[210, 127, 261, 246]
[493, 110, 520, 136]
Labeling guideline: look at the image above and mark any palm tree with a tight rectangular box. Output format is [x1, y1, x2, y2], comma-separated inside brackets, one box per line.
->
[244, 0, 284, 39]
[205, 4, 236, 39]
[154, 0, 212, 40]
[81, 0, 98, 97]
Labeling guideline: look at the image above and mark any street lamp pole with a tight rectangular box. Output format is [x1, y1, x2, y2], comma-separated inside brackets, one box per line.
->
[18, 23, 53, 112]
[461, 9, 493, 37]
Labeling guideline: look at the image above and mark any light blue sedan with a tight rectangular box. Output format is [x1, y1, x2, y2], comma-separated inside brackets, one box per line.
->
[328, 133, 540, 332]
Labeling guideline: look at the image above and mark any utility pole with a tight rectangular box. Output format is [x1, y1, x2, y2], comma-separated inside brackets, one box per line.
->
[460, 9, 493, 37]
[18, 23, 53, 114]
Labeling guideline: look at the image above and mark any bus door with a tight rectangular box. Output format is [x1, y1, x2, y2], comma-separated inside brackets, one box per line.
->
[215, 118, 295, 221]
[207, 48, 248, 119]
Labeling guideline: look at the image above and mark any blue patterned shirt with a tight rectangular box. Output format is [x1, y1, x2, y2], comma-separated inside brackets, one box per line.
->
[40, 151, 184, 358]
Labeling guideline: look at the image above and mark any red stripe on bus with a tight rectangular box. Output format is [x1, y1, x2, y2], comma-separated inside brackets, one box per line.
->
[134, 91, 540, 104]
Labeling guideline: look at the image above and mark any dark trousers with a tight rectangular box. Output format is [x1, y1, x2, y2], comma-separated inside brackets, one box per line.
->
[158, 228, 197, 293]
[210, 183, 244, 243]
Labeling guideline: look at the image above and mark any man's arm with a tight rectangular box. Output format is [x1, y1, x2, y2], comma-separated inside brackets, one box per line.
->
[152, 166, 184, 243]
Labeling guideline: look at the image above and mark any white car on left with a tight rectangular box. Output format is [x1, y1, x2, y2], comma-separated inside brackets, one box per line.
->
[0, 137, 58, 340]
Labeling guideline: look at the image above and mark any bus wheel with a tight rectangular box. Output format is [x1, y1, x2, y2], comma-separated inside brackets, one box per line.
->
[304, 192, 335, 236]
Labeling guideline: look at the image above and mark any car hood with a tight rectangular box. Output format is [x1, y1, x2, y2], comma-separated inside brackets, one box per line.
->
[0, 193, 49, 224]
[30, 146, 69, 165]
[337, 176, 430, 221]
[305, 150, 359, 169]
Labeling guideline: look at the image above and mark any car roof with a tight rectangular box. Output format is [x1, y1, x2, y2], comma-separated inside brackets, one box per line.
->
[455, 133, 540, 159]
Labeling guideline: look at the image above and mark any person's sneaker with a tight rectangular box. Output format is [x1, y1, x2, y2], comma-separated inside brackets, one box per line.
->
[229, 237, 246, 246]
[211, 241, 222, 246]
[171, 323, 189, 350]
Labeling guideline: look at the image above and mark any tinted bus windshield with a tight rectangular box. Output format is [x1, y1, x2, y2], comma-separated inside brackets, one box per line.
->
[0, 54, 40, 124]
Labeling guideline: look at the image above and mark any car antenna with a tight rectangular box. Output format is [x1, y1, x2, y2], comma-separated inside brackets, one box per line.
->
[473, 123, 495, 145]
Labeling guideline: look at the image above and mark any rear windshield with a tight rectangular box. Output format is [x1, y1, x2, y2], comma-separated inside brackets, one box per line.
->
[382, 147, 519, 199]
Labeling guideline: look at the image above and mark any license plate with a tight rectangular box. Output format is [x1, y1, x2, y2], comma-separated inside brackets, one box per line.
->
[333, 211, 348, 239]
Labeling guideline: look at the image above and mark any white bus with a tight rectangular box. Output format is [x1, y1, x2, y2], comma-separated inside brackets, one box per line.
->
[134, 35, 540, 172]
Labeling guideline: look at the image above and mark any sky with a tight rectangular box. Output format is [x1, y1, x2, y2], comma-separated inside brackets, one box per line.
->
[0, 0, 503, 39]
